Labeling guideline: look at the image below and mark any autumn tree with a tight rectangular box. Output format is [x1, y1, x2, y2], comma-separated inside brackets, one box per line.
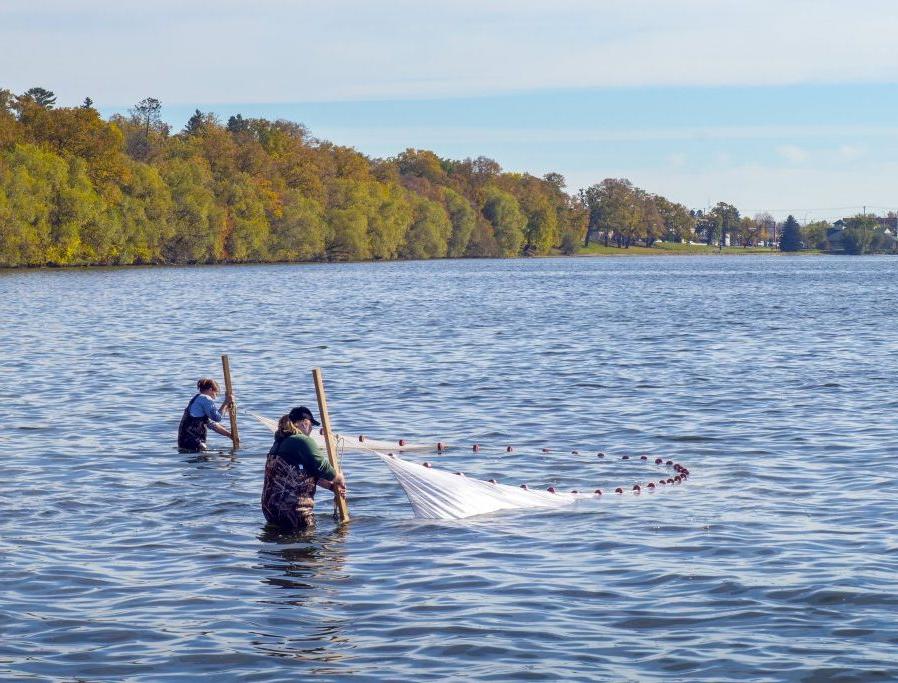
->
[755, 212, 776, 245]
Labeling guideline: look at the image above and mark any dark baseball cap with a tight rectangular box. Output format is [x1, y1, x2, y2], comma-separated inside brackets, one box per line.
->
[289, 406, 320, 426]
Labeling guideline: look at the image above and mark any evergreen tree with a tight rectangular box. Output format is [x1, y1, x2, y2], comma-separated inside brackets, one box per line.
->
[779, 215, 802, 251]
[22, 87, 56, 108]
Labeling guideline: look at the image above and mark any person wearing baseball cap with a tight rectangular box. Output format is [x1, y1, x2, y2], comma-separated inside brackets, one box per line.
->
[261, 405, 346, 529]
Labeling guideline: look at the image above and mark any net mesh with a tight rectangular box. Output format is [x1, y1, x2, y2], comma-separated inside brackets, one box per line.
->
[250, 413, 581, 519]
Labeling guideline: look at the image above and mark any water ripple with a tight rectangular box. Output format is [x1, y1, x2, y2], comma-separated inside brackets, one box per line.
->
[1, 256, 897, 680]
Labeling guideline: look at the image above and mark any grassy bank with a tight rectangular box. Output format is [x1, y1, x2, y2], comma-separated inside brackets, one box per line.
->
[576, 242, 819, 256]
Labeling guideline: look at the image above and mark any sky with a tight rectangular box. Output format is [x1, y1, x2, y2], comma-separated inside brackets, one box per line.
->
[2, 0, 898, 220]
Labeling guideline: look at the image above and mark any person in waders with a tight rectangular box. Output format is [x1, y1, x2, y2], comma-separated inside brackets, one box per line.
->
[261, 406, 346, 530]
[177, 378, 233, 451]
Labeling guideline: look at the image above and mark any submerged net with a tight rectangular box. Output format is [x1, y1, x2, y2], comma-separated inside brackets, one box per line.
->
[250, 413, 690, 520]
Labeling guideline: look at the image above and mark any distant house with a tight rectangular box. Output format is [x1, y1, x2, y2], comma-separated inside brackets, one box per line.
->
[875, 215, 897, 234]
[827, 220, 846, 251]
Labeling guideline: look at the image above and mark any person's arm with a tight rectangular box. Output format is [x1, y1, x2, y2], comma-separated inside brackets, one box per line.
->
[296, 437, 338, 481]
[318, 472, 347, 496]
[210, 422, 232, 439]
[218, 392, 233, 416]
[199, 394, 224, 423]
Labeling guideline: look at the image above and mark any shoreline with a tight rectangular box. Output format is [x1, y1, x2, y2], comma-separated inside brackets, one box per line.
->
[0, 247, 873, 274]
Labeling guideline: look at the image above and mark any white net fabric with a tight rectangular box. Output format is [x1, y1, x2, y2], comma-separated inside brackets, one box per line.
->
[376, 453, 578, 519]
[251, 413, 582, 519]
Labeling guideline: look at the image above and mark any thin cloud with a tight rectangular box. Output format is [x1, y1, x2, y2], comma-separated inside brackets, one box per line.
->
[307, 123, 898, 146]
[2, 0, 898, 104]
[777, 145, 810, 163]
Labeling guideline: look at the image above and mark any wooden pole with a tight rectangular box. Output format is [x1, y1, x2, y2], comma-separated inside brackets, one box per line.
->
[312, 367, 350, 523]
[221, 354, 240, 448]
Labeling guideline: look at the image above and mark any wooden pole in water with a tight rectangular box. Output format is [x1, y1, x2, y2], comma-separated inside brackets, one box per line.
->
[312, 367, 350, 523]
[221, 354, 240, 449]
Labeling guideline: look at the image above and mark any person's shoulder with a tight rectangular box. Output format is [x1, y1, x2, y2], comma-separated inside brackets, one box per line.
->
[195, 393, 214, 405]
[284, 433, 317, 450]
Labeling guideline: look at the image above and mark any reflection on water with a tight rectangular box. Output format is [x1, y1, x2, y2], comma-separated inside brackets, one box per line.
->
[254, 525, 351, 669]
[258, 524, 348, 593]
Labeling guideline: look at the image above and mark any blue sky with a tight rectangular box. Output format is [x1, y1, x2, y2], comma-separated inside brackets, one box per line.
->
[3, 0, 898, 219]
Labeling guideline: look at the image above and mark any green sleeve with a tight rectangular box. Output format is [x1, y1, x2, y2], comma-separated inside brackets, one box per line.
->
[299, 435, 337, 480]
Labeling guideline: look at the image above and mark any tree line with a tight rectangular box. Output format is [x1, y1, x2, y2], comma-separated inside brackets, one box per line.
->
[579, 178, 896, 255]
[0, 87, 894, 267]
[0, 87, 588, 267]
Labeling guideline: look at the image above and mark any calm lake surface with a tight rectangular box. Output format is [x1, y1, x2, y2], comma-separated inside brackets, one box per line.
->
[1, 256, 896, 681]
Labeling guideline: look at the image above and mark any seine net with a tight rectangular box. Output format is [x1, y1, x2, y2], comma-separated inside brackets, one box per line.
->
[251, 413, 581, 519]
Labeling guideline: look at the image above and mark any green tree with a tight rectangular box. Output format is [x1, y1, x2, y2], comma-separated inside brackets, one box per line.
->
[220, 174, 270, 261]
[464, 218, 500, 257]
[580, 178, 639, 247]
[656, 197, 695, 243]
[269, 190, 326, 261]
[0, 144, 109, 265]
[710, 202, 740, 247]
[22, 87, 56, 108]
[482, 186, 525, 256]
[325, 179, 371, 260]
[738, 216, 759, 246]
[366, 181, 411, 259]
[158, 157, 223, 262]
[779, 215, 802, 252]
[396, 148, 447, 184]
[184, 109, 213, 136]
[527, 199, 557, 254]
[401, 194, 451, 259]
[0, 146, 52, 265]
[443, 188, 476, 257]
[636, 191, 663, 247]
[802, 220, 831, 251]
[840, 214, 877, 255]
[108, 159, 173, 263]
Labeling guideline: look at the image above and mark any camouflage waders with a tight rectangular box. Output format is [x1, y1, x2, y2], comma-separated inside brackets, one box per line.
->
[261, 445, 318, 530]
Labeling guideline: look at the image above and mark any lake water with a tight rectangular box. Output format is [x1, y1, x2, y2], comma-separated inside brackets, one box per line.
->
[1, 256, 896, 681]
